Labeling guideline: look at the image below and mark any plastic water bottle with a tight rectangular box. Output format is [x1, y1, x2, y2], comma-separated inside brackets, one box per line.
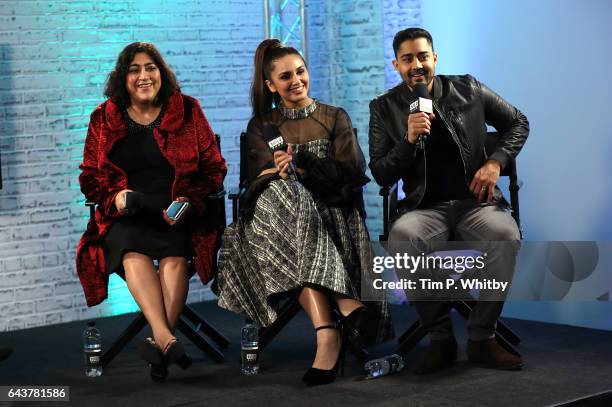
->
[83, 321, 103, 377]
[364, 354, 404, 379]
[241, 320, 259, 375]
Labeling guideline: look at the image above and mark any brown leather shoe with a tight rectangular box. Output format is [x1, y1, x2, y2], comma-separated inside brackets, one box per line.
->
[414, 336, 458, 374]
[467, 338, 522, 370]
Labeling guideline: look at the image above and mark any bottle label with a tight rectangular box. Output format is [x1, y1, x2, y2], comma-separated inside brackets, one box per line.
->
[241, 349, 258, 365]
[88, 356, 100, 364]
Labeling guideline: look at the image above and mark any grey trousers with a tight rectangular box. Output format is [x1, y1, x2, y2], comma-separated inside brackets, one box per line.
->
[389, 199, 521, 341]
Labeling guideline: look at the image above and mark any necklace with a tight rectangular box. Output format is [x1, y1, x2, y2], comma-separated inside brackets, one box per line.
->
[126, 105, 162, 126]
[123, 105, 165, 130]
[279, 99, 318, 120]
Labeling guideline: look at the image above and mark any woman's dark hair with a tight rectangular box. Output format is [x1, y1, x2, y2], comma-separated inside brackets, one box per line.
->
[251, 39, 305, 118]
[104, 42, 180, 108]
[393, 28, 434, 57]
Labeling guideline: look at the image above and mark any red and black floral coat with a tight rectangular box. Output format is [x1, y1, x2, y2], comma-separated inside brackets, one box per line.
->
[76, 91, 227, 306]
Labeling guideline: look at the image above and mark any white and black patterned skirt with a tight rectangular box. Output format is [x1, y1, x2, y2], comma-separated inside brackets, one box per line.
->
[216, 179, 393, 345]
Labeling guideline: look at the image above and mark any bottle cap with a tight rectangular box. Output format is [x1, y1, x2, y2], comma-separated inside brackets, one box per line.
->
[87, 321, 95, 327]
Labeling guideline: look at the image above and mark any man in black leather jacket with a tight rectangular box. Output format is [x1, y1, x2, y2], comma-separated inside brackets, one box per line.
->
[369, 28, 529, 374]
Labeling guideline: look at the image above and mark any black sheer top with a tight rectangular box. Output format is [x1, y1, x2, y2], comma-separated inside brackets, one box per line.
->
[243, 102, 369, 214]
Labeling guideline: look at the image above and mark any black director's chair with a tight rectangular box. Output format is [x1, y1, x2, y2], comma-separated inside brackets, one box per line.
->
[85, 134, 229, 368]
[229, 130, 368, 358]
[379, 132, 523, 356]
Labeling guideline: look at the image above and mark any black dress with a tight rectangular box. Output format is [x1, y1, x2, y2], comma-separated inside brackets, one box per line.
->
[216, 101, 394, 345]
[103, 109, 193, 274]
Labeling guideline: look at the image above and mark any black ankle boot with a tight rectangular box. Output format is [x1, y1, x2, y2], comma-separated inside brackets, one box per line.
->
[414, 336, 458, 374]
[467, 338, 522, 370]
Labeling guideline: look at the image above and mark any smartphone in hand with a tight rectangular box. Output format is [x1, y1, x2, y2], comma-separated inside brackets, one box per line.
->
[165, 200, 190, 222]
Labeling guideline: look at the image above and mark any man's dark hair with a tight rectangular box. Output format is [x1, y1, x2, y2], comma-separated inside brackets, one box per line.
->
[104, 42, 180, 108]
[393, 28, 434, 57]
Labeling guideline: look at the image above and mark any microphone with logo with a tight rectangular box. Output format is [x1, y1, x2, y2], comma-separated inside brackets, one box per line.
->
[262, 124, 297, 181]
[409, 82, 433, 150]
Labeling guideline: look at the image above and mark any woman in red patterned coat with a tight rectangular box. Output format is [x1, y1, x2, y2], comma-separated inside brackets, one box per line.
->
[76, 42, 226, 381]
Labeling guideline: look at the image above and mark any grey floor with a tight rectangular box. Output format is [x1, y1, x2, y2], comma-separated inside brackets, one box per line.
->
[1, 301, 612, 407]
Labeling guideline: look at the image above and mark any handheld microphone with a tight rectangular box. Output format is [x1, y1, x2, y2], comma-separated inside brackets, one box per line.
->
[409, 82, 433, 150]
[262, 124, 297, 178]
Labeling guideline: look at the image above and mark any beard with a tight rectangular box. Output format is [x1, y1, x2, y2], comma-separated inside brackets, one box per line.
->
[403, 67, 434, 90]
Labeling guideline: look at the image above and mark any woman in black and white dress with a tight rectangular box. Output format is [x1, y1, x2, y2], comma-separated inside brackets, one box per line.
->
[216, 39, 393, 386]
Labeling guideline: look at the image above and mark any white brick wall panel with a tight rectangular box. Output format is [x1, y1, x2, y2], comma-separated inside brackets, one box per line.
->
[0, 197, 19, 211]
[96, 2, 131, 13]
[15, 284, 54, 301]
[77, 305, 107, 320]
[6, 164, 48, 180]
[28, 179, 69, 194]
[0, 0, 270, 331]
[7, 315, 45, 331]
[0, 181, 29, 196]
[0, 300, 35, 317]
[0, 91, 22, 106]
[24, 118, 65, 134]
[35, 295, 72, 313]
[0, 212, 30, 227]
[22, 256, 42, 270]
[1, 257, 22, 273]
[0, 289, 15, 304]
[45, 308, 80, 325]
[0, 269, 47, 288]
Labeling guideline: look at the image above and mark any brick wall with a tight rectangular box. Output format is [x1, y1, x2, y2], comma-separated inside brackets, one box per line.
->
[0, 0, 422, 332]
[307, 0, 422, 237]
[307, 0, 387, 236]
[382, 0, 422, 89]
[0, 0, 261, 331]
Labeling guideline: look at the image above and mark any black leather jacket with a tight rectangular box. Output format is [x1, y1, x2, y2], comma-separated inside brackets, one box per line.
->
[368, 74, 529, 212]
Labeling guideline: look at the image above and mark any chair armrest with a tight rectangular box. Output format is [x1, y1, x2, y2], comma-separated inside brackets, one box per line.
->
[85, 201, 96, 220]
[379, 183, 398, 197]
[228, 187, 246, 223]
[379, 183, 399, 242]
[228, 187, 245, 200]
[206, 189, 226, 201]
[203, 189, 226, 231]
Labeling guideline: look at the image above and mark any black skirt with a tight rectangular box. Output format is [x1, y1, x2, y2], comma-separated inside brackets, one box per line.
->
[102, 109, 192, 274]
[103, 211, 193, 275]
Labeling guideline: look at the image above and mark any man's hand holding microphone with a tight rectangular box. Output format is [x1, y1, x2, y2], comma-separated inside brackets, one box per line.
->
[406, 111, 435, 146]
[406, 81, 500, 203]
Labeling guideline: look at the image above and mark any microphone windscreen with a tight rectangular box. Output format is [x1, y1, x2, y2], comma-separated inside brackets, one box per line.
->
[262, 124, 279, 142]
[414, 81, 430, 99]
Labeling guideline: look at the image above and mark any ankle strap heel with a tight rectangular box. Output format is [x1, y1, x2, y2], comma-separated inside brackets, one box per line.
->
[302, 324, 345, 386]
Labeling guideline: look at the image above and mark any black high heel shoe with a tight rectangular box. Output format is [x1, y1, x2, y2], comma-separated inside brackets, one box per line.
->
[302, 325, 345, 386]
[138, 338, 168, 383]
[163, 338, 192, 370]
